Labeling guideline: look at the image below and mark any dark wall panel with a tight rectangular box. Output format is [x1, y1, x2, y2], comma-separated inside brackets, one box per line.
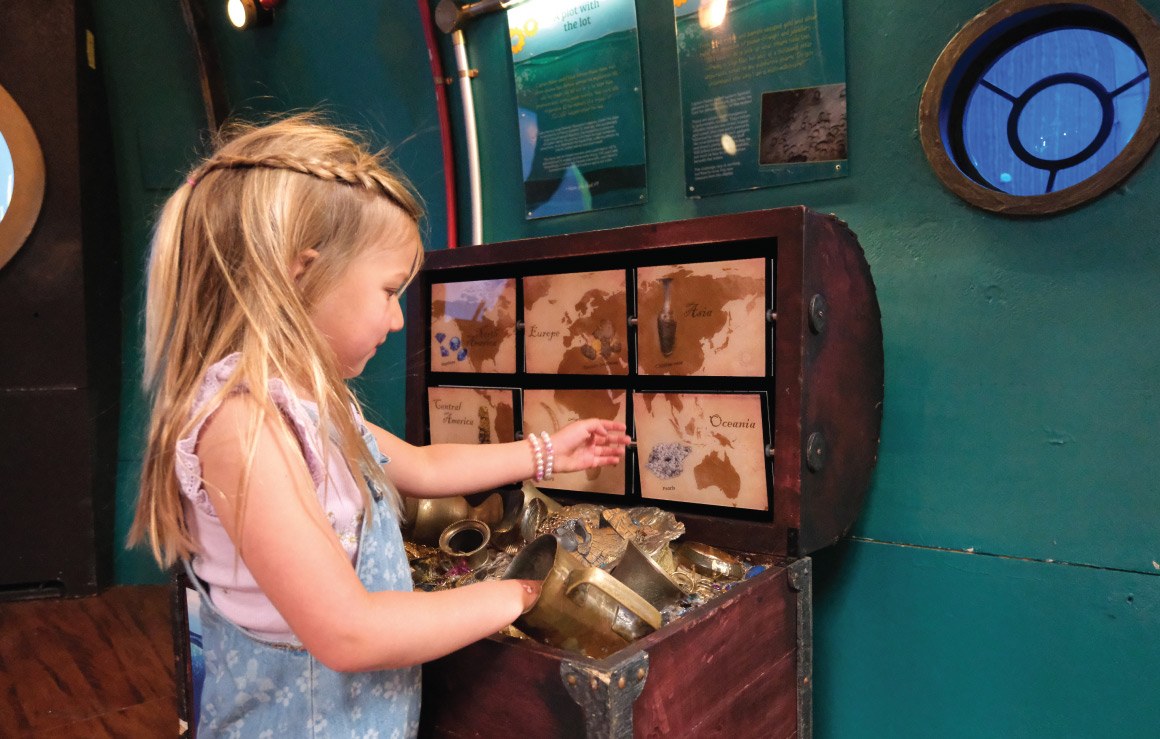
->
[0, 1, 87, 388]
[0, 0, 120, 597]
[0, 391, 97, 591]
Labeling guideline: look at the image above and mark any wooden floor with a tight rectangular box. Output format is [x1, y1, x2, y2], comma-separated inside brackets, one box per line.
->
[0, 586, 178, 738]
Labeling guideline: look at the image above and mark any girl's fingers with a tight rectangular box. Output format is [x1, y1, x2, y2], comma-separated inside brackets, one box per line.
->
[596, 435, 632, 448]
[595, 440, 628, 452]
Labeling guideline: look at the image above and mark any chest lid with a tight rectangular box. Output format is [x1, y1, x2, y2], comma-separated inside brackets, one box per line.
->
[405, 207, 882, 557]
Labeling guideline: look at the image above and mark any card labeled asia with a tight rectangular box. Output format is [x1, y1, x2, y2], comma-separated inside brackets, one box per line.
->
[636, 258, 765, 376]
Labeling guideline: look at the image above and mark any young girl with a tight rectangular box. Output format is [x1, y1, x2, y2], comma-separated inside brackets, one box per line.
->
[129, 115, 630, 738]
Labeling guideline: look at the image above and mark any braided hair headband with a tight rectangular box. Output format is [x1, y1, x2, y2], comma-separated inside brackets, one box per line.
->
[186, 153, 417, 216]
[174, 151, 419, 307]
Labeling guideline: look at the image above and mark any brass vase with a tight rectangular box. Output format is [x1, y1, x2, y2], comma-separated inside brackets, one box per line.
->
[656, 277, 676, 357]
[403, 492, 504, 546]
[438, 519, 492, 570]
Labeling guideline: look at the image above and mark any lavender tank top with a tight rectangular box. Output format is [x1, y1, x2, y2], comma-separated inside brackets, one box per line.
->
[177, 353, 367, 643]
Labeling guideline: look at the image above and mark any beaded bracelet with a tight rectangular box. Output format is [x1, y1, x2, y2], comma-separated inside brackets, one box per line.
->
[527, 432, 544, 482]
[539, 431, 554, 480]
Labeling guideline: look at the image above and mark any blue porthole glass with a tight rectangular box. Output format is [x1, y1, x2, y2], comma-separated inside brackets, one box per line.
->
[959, 27, 1148, 194]
[921, 1, 1160, 214]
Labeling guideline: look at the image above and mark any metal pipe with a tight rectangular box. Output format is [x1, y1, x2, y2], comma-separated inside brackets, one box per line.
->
[418, 0, 459, 249]
[452, 29, 483, 246]
[434, 0, 532, 245]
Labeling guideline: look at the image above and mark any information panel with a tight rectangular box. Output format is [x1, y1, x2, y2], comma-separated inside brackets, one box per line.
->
[508, 0, 648, 218]
[674, 0, 848, 196]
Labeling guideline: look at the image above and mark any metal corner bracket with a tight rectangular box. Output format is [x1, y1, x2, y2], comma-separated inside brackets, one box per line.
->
[560, 651, 649, 739]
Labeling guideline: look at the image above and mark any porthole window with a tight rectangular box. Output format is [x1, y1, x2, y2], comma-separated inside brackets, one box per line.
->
[919, 0, 1160, 214]
[0, 82, 44, 271]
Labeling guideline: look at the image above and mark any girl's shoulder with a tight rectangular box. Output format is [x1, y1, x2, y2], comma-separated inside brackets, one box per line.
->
[177, 354, 328, 517]
[195, 392, 313, 508]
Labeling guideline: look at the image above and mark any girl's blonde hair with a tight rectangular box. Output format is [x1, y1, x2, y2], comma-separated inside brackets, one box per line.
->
[131, 113, 423, 567]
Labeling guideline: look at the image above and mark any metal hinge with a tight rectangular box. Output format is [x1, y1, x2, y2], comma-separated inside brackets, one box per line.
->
[788, 557, 814, 739]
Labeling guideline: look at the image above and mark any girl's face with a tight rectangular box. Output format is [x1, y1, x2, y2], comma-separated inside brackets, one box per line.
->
[307, 222, 421, 378]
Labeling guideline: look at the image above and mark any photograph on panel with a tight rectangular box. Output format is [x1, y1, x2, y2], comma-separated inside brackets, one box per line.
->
[430, 279, 517, 373]
[636, 258, 766, 376]
[633, 392, 768, 511]
[523, 269, 629, 375]
[523, 388, 628, 496]
[427, 386, 517, 445]
[759, 82, 848, 166]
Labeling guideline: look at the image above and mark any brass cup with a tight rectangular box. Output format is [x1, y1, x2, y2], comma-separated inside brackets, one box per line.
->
[610, 541, 684, 612]
[502, 534, 662, 659]
[438, 519, 492, 570]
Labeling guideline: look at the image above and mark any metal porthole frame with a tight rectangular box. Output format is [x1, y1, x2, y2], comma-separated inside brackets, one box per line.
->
[0, 81, 45, 271]
[918, 0, 1160, 215]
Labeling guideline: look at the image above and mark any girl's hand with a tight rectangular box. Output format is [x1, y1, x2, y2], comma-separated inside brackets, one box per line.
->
[547, 419, 632, 474]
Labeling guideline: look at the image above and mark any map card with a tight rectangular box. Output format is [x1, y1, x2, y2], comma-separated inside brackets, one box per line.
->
[523, 388, 629, 496]
[636, 257, 766, 376]
[428, 386, 516, 445]
[633, 392, 768, 511]
[523, 269, 629, 375]
[430, 279, 517, 374]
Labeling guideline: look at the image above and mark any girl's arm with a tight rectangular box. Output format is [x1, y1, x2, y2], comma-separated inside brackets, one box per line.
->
[366, 418, 631, 498]
[198, 395, 540, 673]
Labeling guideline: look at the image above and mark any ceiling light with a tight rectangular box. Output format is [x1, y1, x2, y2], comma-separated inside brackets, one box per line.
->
[227, 0, 281, 30]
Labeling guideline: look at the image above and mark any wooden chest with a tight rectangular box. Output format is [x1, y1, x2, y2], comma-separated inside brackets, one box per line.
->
[404, 207, 883, 739]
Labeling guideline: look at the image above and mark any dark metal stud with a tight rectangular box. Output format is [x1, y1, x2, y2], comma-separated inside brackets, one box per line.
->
[806, 432, 826, 472]
[809, 294, 827, 334]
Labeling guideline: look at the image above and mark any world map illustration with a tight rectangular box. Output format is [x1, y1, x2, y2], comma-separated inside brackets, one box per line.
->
[633, 392, 768, 510]
[427, 386, 515, 445]
[430, 279, 517, 374]
[523, 270, 629, 375]
[523, 388, 627, 495]
[637, 258, 766, 376]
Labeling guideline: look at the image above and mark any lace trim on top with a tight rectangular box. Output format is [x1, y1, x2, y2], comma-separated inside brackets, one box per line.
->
[175, 353, 327, 518]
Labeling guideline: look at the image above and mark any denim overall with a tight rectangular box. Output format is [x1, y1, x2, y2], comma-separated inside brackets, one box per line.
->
[186, 423, 420, 739]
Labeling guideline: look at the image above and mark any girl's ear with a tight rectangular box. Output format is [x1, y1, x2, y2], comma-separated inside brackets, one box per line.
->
[290, 248, 321, 283]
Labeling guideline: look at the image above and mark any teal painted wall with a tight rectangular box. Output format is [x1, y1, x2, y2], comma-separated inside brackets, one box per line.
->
[92, 0, 1159, 735]
[91, 0, 447, 585]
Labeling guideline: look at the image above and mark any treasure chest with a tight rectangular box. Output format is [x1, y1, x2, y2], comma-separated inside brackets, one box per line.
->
[405, 206, 882, 739]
